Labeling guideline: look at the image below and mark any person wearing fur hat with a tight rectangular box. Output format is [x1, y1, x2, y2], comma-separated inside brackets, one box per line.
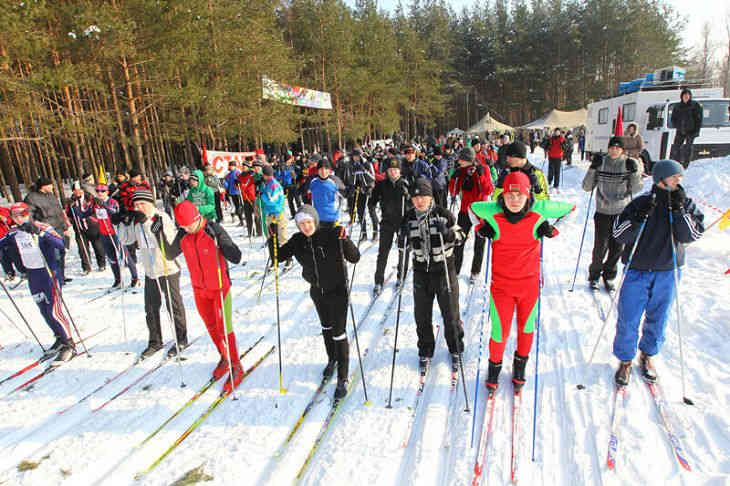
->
[276, 205, 361, 400]
[155, 200, 244, 394]
[582, 136, 643, 291]
[186, 169, 217, 221]
[622, 122, 644, 162]
[398, 178, 466, 379]
[125, 189, 189, 359]
[611, 159, 704, 387]
[669, 88, 703, 168]
[448, 146, 494, 283]
[0, 203, 74, 363]
[471, 172, 574, 393]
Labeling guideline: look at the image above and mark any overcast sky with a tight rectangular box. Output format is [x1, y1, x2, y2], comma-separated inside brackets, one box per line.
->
[344, 0, 727, 53]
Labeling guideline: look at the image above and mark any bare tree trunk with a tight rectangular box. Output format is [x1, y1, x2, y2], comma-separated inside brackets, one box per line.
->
[121, 56, 146, 174]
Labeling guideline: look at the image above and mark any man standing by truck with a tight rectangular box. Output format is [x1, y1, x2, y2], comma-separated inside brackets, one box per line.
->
[669, 88, 702, 168]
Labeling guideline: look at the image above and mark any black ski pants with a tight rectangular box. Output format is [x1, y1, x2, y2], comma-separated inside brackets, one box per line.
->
[374, 221, 408, 286]
[310, 282, 349, 381]
[356, 193, 379, 236]
[453, 211, 486, 276]
[144, 273, 188, 348]
[413, 263, 463, 357]
[670, 133, 695, 168]
[75, 229, 105, 272]
[589, 212, 624, 282]
[547, 157, 562, 188]
[286, 185, 301, 219]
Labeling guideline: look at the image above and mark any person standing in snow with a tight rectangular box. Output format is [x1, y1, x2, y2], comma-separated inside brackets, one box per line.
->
[236, 162, 260, 237]
[471, 172, 574, 392]
[186, 169, 217, 221]
[203, 164, 225, 223]
[398, 178, 465, 379]
[448, 147, 494, 282]
[369, 157, 411, 295]
[156, 201, 244, 394]
[0, 203, 74, 363]
[582, 137, 644, 292]
[276, 205, 360, 400]
[611, 160, 704, 386]
[224, 161, 244, 226]
[544, 128, 566, 191]
[260, 164, 291, 268]
[127, 189, 189, 359]
[309, 158, 346, 229]
[428, 146, 449, 208]
[348, 149, 379, 241]
[493, 142, 549, 201]
[669, 88, 703, 168]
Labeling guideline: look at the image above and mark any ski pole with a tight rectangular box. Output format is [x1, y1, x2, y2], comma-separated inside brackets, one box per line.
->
[0, 279, 42, 350]
[256, 254, 271, 303]
[470, 240, 491, 448]
[144, 223, 186, 388]
[33, 234, 90, 358]
[668, 208, 693, 406]
[70, 204, 92, 272]
[340, 236, 370, 405]
[569, 187, 594, 292]
[272, 215, 286, 394]
[108, 232, 129, 343]
[436, 227, 469, 413]
[577, 196, 654, 390]
[386, 235, 408, 409]
[532, 239, 544, 461]
[214, 233, 238, 400]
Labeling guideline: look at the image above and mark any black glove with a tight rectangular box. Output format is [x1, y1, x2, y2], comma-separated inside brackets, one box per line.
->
[590, 154, 603, 170]
[434, 219, 454, 242]
[398, 181, 410, 200]
[133, 210, 146, 225]
[397, 230, 407, 249]
[625, 158, 638, 173]
[634, 192, 657, 221]
[536, 220, 558, 238]
[19, 222, 40, 235]
[475, 164, 484, 176]
[475, 221, 495, 239]
[150, 215, 163, 235]
[110, 213, 123, 225]
[669, 186, 686, 210]
[122, 212, 135, 226]
[93, 197, 104, 206]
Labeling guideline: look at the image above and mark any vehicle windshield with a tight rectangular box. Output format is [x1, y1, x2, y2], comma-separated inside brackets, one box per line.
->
[669, 100, 730, 128]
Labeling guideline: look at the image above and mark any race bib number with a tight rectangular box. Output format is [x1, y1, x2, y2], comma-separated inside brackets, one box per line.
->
[16, 232, 44, 269]
[95, 207, 109, 220]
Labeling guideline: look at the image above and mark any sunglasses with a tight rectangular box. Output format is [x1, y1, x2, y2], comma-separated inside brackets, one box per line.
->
[96, 189, 108, 193]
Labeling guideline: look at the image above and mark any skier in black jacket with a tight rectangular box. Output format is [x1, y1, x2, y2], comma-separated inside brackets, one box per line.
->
[398, 178, 465, 378]
[669, 88, 703, 168]
[277, 205, 361, 400]
[369, 157, 411, 295]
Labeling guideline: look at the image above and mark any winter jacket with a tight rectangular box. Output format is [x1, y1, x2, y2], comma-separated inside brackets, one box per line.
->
[186, 170, 216, 220]
[471, 199, 574, 287]
[428, 157, 449, 192]
[274, 166, 295, 187]
[449, 164, 494, 213]
[546, 135, 566, 159]
[224, 169, 241, 196]
[0, 221, 65, 274]
[24, 190, 68, 233]
[204, 173, 223, 194]
[260, 177, 285, 218]
[399, 203, 464, 273]
[0, 208, 11, 239]
[582, 155, 643, 216]
[309, 175, 345, 223]
[612, 186, 704, 272]
[278, 222, 360, 292]
[349, 159, 376, 192]
[161, 220, 241, 296]
[82, 197, 119, 236]
[622, 132, 644, 159]
[236, 172, 257, 202]
[494, 163, 550, 201]
[369, 176, 410, 227]
[401, 158, 433, 186]
[670, 89, 703, 138]
[129, 210, 181, 279]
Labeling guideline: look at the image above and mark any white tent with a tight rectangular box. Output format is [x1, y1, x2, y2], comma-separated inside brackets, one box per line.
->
[447, 127, 465, 137]
[520, 108, 587, 130]
[466, 113, 513, 134]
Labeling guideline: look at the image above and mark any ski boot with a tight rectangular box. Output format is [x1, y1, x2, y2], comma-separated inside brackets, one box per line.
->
[615, 361, 632, 387]
[371, 231, 378, 242]
[111, 280, 122, 290]
[512, 353, 529, 393]
[140, 343, 164, 360]
[130, 278, 140, 288]
[373, 283, 383, 297]
[212, 357, 231, 380]
[52, 344, 74, 365]
[334, 377, 348, 401]
[469, 272, 479, 284]
[166, 341, 189, 359]
[450, 353, 461, 387]
[639, 352, 657, 383]
[603, 276, 616, 293]
[588, 279, 600, 291]
[222, 362, 244, 395]
[418, 357, 431, 378]
[485, 360, 502, 393]
[322, 360, 337, 380]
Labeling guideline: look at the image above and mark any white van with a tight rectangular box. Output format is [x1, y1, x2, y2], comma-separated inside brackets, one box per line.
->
[586, 86, 730, 170]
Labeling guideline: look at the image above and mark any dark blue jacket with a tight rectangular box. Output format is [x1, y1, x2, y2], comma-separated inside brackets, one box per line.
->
[275, 166, 295, 187]
[613, 186, 704, 271]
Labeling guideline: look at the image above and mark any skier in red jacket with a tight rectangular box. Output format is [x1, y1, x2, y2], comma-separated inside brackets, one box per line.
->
[545, 129, 566, 191]
[448, 146, 494, 282]
[155, 201, 244, 394]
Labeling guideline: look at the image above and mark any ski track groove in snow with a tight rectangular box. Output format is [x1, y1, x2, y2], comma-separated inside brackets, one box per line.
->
[1, 156, 729, 485]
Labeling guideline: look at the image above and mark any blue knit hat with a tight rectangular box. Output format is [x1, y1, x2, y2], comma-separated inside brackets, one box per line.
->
[652, 160, 683, 184]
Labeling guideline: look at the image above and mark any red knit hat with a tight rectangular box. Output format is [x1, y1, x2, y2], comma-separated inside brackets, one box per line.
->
[503, 171, 531, 196]
[10, 202, 29, 216]
[174, 200, 201, 226]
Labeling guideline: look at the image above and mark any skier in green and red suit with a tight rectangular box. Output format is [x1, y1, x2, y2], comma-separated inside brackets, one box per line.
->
[471, 171, 574, 393]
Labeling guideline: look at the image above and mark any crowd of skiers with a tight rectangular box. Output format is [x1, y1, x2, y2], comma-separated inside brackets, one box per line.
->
[0, 130, 706, 399]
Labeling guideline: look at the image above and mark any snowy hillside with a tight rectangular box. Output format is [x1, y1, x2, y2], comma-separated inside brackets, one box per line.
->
[1, 157, 729, 486]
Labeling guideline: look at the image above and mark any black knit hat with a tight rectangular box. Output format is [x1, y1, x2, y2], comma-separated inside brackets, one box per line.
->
[128, 168, 141, 179]
[608, 136, 624, 150]
[317, 159, 332, 170]
[505, 141, 527, 159]
[432, 146, 443, 156]
[385, 157, 400, 169]
[131, 188, 155, 204]
[36, 176, 52, 188]
[411, 177, 433, 197]
[262, 164, 274, 176]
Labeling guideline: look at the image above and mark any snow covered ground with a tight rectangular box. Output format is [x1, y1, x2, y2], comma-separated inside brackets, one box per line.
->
[1, 156, 729, 486]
